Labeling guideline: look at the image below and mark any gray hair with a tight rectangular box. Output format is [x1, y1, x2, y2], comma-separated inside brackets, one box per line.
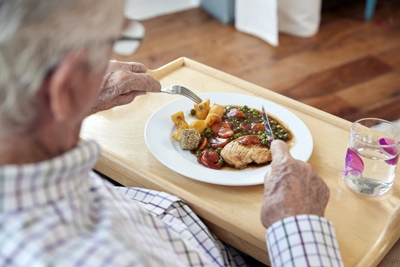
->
[0, 0, 125, 134]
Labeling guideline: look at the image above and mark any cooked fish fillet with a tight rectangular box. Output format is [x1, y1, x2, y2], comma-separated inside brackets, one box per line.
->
[220, 136, 272, 169]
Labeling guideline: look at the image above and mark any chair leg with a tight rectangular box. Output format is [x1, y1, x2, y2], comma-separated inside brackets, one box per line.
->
[365, 0, 378, 21]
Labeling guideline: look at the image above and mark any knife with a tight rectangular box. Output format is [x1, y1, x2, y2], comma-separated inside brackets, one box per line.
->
[261, 106, 275, 145]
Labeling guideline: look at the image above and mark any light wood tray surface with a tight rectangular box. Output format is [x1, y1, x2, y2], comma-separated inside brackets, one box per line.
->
[80, 57, 400, 266]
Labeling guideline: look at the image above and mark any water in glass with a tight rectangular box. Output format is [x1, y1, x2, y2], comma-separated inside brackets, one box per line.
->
[343, 125, 400, 196]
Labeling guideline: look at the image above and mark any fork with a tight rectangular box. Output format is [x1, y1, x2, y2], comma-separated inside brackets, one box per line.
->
[158, 85, 202, 104]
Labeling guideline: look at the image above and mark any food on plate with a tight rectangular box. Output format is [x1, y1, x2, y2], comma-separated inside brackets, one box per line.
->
[171, 111, 189, 141]
[189, 120, 208, 133]
[197, 150, 222, 170]
[209, 104, 225, 117]
[193, 99, 210, 119]
[205, 112, 222, 126]
[171, 110, 186, 125]
[220, 135, 272, 169]
[171, 99, 292, 170]
[178, 129, 201, 150]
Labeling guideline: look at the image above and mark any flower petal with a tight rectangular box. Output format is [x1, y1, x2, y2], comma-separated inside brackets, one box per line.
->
[343, 148, 364, 175]
[379, 138, 399, 165]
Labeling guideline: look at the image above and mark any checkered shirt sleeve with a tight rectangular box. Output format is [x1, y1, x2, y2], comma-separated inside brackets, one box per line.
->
[116, 187, 248, 267]
[266, 215, 343, 267]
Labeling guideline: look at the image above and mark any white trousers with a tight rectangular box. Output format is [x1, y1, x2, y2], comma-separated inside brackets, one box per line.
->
[235, 0, 322, 46]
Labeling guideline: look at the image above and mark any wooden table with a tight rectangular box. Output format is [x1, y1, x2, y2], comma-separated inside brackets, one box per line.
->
[80, 57, 400, 266]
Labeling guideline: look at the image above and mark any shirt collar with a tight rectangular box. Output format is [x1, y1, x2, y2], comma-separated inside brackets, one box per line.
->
[0, 140, 100, 213]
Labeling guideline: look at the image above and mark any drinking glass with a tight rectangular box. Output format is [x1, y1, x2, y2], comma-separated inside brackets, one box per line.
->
[342, 118, 400, 195]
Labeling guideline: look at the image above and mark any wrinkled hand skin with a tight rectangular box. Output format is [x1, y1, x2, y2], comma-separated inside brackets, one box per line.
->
[91, 60, 161, 113]
[260, 140, 330, 229]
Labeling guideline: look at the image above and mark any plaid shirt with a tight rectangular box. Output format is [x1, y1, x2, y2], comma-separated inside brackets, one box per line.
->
[0, 141, 246, 267]
[0, 140, 343, 266]
[266, 215, 343, 267]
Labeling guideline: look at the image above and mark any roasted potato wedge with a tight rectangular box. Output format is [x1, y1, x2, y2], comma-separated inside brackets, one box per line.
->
[171, 111, 190, 140]
[209, 104, 225, 118]
[171, 111, 186, 126]
[205, 112, 222, 127]
[189, 120, 208, 133]
[172, 128, 182, 141]
[194, 99, 210, 120]
[176, 120, 189, 130]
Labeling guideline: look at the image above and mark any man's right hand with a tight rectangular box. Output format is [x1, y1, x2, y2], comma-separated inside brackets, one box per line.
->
[91, 60, 161, 114]
[260, 140, 330, 229]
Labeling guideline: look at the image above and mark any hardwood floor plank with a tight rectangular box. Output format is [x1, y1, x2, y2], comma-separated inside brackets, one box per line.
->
[114, 0, 400, 122]
[346, 94, 400, 122]
[336, 71, 400, 121]
[302, 95, 358, 120]
[282, 56, 393, 99]
[376, 46, 400, 68]
[337, 72, 400, 108]
[239, 17, 400, 92]
[303, 71, 400, 121]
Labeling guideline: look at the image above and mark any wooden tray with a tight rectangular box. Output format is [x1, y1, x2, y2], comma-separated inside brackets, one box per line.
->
[80, 57, 400, 266]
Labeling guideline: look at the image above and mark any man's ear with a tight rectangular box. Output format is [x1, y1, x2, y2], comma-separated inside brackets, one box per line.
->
[47, 49, 89, 122]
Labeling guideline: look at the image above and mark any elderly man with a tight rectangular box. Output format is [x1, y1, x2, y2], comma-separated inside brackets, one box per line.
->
[0, 0, 342, 266]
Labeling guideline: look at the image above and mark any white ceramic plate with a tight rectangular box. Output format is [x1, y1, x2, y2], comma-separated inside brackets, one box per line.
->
[144, 93, 313, 186]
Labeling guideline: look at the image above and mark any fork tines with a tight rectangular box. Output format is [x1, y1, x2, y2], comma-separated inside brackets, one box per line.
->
[159, 85, 202, 104]
[180, 87, 202, 104]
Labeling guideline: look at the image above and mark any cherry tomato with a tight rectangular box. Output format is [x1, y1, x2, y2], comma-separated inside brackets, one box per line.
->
[240, 122, 252, 131]
[198, 138, 208, 150]
[197, 150, 222, 170]
[226, 108, 246, 119]
[251, 123, 264, 132]
[209, 137, 229, 149]
[238, 135, 262, 145]
[211, 122, 234, 138]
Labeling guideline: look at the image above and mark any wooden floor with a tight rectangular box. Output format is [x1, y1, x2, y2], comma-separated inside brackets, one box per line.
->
[114, 0, 400, 123]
